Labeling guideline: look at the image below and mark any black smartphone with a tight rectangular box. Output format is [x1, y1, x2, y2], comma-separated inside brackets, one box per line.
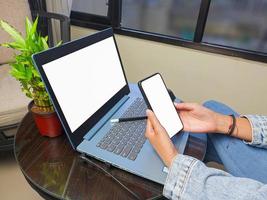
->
[138, 73, 183, 138]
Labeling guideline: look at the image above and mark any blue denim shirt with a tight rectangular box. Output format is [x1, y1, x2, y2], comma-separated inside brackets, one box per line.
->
[163, 115, 267, 200]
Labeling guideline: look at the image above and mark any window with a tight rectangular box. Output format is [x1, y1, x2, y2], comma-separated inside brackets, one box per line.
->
[203, 0, 267, 53]
[70, 0, 267, 63]
[71, 0, 109, 17]
[71, 0, 112, 27]
[121, 0, 201, 41]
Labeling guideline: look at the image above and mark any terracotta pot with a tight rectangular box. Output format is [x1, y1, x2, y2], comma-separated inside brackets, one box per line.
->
[29, 101, 63, 137]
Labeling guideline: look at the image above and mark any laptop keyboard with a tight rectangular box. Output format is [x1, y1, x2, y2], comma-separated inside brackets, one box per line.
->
[96, 97, 147, 161]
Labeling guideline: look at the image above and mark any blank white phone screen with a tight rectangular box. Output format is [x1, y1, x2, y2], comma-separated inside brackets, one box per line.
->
[141, 74, 183, 138]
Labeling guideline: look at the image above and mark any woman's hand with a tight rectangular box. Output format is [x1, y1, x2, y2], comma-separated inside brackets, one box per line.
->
[145, 109, 178, 168]
[175, 103, 231, 134]
[176, 103, 253, 141]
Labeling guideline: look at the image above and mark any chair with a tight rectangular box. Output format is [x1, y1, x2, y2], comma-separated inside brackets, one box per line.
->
[0, 0, 70, 151]
[31, 10, 70, 47]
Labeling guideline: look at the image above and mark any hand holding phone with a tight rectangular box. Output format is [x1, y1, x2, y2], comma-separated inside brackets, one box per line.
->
[138, 73, 183, 138]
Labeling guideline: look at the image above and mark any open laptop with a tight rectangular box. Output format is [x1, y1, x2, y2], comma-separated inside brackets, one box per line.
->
[32, 28, 188, 185]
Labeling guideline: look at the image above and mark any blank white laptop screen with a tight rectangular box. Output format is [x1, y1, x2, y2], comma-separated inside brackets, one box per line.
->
[42, 37, 127, 132]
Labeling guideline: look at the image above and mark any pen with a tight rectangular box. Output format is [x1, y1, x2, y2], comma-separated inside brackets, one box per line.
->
[110, 116, 147, 123]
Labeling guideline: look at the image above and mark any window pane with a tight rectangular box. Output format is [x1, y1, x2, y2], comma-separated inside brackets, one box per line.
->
[203, 0, 267, 53]
[71, 0, 108, 16]
[121, 0, 202, 41]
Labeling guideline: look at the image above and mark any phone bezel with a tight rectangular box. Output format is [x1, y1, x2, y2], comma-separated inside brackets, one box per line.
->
[138, 73, 184, 135]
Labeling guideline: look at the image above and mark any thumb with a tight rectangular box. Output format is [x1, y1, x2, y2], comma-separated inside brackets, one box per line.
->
[146, 109, 163, 133]
[145, 118, 155, 138]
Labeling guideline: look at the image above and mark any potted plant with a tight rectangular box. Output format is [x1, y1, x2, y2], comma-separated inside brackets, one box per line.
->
[0, 17, 62, 137]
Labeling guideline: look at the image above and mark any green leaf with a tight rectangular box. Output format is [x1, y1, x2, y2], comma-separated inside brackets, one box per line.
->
[56, 40, 62, 47]
[32, 68, 41, 78]
[29, 16, 38, 37]
[0, 20, 25, 47]
[21, 86, 32, 99]
[25, 66, 33, 81]
[41, 37, 49, 50]
[1, 42, 26, 51]
[11, 63, 24, 72]
[25, 17, 32, 38]
[37, 82, 44, 87]
[15, 55, 28, 63]
[25, 35, 36, 52]
[10, 68, 27, 80]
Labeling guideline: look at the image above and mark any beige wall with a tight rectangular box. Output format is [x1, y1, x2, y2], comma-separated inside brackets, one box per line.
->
[71, 26, 267, 115]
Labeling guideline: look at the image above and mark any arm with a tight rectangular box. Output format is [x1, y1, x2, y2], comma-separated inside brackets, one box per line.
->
[145, 110, 267, 200]
[176, 103, 267, 148]
[242, 115, 267, 149]
[164, 154, 267, 200]
[214, 114, 252, 141]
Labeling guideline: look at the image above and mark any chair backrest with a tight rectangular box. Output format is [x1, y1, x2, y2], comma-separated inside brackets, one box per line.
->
[31, 10, 70, 47]
[0, 0, 32, 128]
[0, 65, 30, 127]
[0, 0, 32, 65]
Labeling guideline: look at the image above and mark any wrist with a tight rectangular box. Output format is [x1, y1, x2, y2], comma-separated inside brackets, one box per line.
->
[166, 148, 178, 168]
[215, 114, 232, 134]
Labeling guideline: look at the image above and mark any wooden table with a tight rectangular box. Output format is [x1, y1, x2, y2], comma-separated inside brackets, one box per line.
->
[15, 112, 207, 200]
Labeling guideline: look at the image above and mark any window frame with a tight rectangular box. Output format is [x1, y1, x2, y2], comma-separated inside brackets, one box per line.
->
[70, 0, 267, 63]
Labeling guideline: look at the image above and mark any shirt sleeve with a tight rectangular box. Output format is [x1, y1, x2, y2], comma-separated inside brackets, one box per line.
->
[242, 115, 267, 149]
[163, 154, 267, 200]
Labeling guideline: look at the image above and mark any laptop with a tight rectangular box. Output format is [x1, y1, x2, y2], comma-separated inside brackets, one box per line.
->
[32, 28, 189, 185]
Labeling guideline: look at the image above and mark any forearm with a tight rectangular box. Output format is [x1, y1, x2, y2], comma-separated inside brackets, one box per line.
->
[164, 154, 267, 200]
[242, 115, 267, 148]
[215, 114, 252, 142]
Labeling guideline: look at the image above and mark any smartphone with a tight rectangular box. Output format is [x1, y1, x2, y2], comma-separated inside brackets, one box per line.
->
[138, 73, 183, 138]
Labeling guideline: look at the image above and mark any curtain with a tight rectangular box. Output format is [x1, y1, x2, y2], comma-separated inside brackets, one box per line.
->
[45, 0, 72, 45]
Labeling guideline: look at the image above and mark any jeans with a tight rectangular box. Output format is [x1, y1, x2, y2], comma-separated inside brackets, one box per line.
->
[203, 100, 267, 184]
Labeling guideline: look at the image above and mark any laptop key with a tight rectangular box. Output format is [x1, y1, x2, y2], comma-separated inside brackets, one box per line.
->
[127, 140, 135, 146]
[121, 145, 133, 157]
[114, 143, 125, 155]
[132, 145, 141, 153]
[138, 136, 146, 144]
[107, 143, 116, 152]
[135, 142, 144, 150]
[111, 139, 120, 145]
[99, 142, 109, 150]
[128, 151, 138, 161]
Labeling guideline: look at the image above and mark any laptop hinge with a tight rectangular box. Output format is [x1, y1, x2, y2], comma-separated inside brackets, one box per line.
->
[83, 95, 130, 141]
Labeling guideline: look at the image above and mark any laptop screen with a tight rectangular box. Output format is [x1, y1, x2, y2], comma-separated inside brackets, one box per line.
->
[42, 37, 127, 132]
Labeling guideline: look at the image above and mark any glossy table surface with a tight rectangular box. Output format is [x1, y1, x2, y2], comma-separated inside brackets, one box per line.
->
[15, 112, 207, 200]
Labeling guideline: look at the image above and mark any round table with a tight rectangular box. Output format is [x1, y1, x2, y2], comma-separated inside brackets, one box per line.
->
[15, 112, 207, 200]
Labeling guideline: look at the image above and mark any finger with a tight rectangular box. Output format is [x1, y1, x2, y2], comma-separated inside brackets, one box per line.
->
[146, 109, 163, 133]
[145, 118, 155, 138]
[175, 102, 196, 111]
